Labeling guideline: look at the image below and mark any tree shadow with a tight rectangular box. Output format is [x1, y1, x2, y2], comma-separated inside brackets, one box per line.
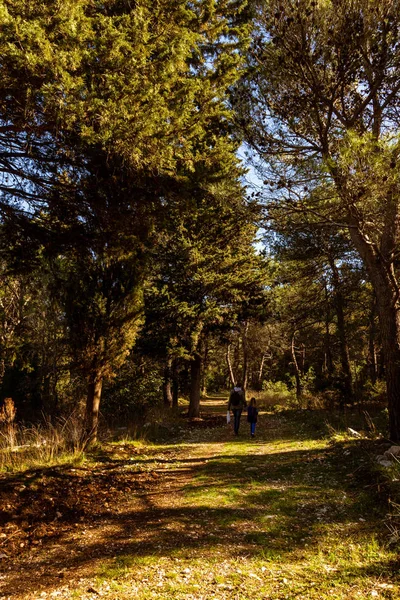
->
[0, 437, 395, 597]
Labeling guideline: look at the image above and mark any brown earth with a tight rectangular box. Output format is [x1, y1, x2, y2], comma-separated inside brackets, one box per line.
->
[0, 402, 231, 599]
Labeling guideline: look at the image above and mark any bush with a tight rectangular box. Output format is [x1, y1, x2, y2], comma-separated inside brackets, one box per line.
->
[361, 379, 387, 403]
[102, 357, 163, 426]
[260, 380, 296, 408]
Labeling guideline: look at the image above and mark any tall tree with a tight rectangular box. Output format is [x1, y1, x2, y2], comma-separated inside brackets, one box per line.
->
[142, 183, 268, 418]
[49, 156, 156, 443]
[0, 0, 252, 438]
[235, 0, 400, 438]
[272, 219, 360, 401]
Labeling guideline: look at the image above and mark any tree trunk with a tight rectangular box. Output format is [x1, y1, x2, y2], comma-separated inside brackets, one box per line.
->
[241, 321, 249, 394]
[323, 317, 334, 376]
[323, 284, 334, 376]
[368, 297, 378, 384]
[84, 370, 103, 445]
[375, 294, 400, 440]
[226, 343, 236, 386]
[291, 330, 302, 399]
[201, 341, 209, 397]
[328, 256, 353, 401]
[162, 357, 173, 407]
[188, 353, 202, 418]
[300, 343, 306, 376]
[258, 351, 268, 388]
[172, 359, 179, 408]
[346, 218, 400, 440]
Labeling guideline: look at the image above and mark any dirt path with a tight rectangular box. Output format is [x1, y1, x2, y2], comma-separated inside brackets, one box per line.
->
[1, 398, 399, 599]
[0, 398, 231, 599]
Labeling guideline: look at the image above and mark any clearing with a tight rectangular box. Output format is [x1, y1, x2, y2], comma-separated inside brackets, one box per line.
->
[0, 397, 399, 599]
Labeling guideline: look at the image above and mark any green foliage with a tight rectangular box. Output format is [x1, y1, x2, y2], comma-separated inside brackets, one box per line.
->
[300, 366, 316, 394]
[2, 0, 394, 431]
[0, 0, 254, 433]
[0, 0, 250, 195]
[336, 132, 400, 251]
[142, 184, 269, 361]
[102, 357, 163, 424]
[262, 379, 295, 406]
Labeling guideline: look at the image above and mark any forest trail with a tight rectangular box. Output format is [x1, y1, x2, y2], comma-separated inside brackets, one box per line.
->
[1, 398, 399, 600]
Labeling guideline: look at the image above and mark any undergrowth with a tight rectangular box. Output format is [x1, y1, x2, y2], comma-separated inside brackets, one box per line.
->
[0, 414, 85, 472]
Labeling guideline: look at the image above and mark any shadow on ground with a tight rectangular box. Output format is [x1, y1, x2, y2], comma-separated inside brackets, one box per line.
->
[0, 400, 395, 598]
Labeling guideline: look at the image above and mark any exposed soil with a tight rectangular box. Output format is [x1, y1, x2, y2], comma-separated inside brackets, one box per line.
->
[0, 407, 231, 599]
[0, 399, 399, 600]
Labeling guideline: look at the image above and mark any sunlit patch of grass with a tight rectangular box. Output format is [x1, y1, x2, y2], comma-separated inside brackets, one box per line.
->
[97, 555, 136, 580]
[0, 447, 85, 474]
[97, 554, 159, 583]
[108, 438, 149, 448]
[82, 547, 400, 599]
[34, 407, 400, 599]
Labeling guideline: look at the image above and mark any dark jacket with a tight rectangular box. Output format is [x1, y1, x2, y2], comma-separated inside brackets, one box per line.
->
[247, 405, 258, 423]
[228, 387, 246, 411]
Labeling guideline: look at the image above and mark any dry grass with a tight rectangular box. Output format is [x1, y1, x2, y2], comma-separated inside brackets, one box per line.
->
[0, 413, 85, 472]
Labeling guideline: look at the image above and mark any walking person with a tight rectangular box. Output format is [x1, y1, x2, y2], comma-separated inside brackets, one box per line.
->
[247, 397, 258, 438]
[228, 382, 246, 435]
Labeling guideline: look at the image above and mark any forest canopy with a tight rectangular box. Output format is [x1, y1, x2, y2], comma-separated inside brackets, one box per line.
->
[0, 0, 400, 442]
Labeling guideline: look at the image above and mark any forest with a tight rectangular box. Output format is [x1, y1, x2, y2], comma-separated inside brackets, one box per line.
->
[2, 1, 400, 599]
[0, 0, 399, 443]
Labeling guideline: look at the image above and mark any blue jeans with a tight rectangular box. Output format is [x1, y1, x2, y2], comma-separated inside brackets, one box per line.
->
[250, 422, 256, 435]
[232, 408, 242, 434]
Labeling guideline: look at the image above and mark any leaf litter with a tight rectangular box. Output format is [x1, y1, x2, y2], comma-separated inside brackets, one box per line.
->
[0, 401, 399, 599]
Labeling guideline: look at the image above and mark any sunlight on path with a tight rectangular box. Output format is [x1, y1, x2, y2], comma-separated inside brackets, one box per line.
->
[2, 397, 399, 599]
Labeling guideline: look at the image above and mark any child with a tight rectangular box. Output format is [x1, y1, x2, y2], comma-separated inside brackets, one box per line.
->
[247, 397, 258, 438]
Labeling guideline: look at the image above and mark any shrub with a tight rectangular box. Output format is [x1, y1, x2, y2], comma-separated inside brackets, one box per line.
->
[102, 357, 163, 427]
[261, 380, 296, 408]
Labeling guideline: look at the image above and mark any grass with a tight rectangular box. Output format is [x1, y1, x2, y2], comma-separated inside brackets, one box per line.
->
[0, 415, 85, 473]
[83, 406, 399, 599]
[3, 399, 400, 599]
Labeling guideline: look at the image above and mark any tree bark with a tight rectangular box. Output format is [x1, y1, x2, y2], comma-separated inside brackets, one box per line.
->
[291, 330, 302, 399]
[328, 257, 353, 401]
[368, 297, 378, 384]
[188, 353, 202, 418]
[346, 217, 400, 440]
[172, 359, 179, 408]
[226, 343, 236, 386]
[323, 283, 334, 376]
[323, 316, 334, 376]
[84, 369, 103, 445]
[241, 321, 249, 394]
[258, 351, 267, 387]
[162, 357, 173, 407]
[201, 340, 209, 397]
[374, 291, 400, 440]
[300, 343, 306, 376]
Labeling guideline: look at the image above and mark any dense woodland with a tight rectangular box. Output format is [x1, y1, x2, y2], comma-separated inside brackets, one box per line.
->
[1, 0, 400, 442]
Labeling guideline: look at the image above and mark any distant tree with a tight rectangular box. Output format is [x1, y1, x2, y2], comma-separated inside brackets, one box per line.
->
[0, 257, 70, 418]
[142, 183, 268, 418]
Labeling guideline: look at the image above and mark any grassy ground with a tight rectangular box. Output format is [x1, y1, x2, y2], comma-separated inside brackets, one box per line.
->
[0, 398, 399, 599]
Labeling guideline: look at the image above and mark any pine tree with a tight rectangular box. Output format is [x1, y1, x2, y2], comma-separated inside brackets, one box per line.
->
[143, 182, 268, 418]
[0, 0, 252, 438]
[235, 0, 400, 439]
